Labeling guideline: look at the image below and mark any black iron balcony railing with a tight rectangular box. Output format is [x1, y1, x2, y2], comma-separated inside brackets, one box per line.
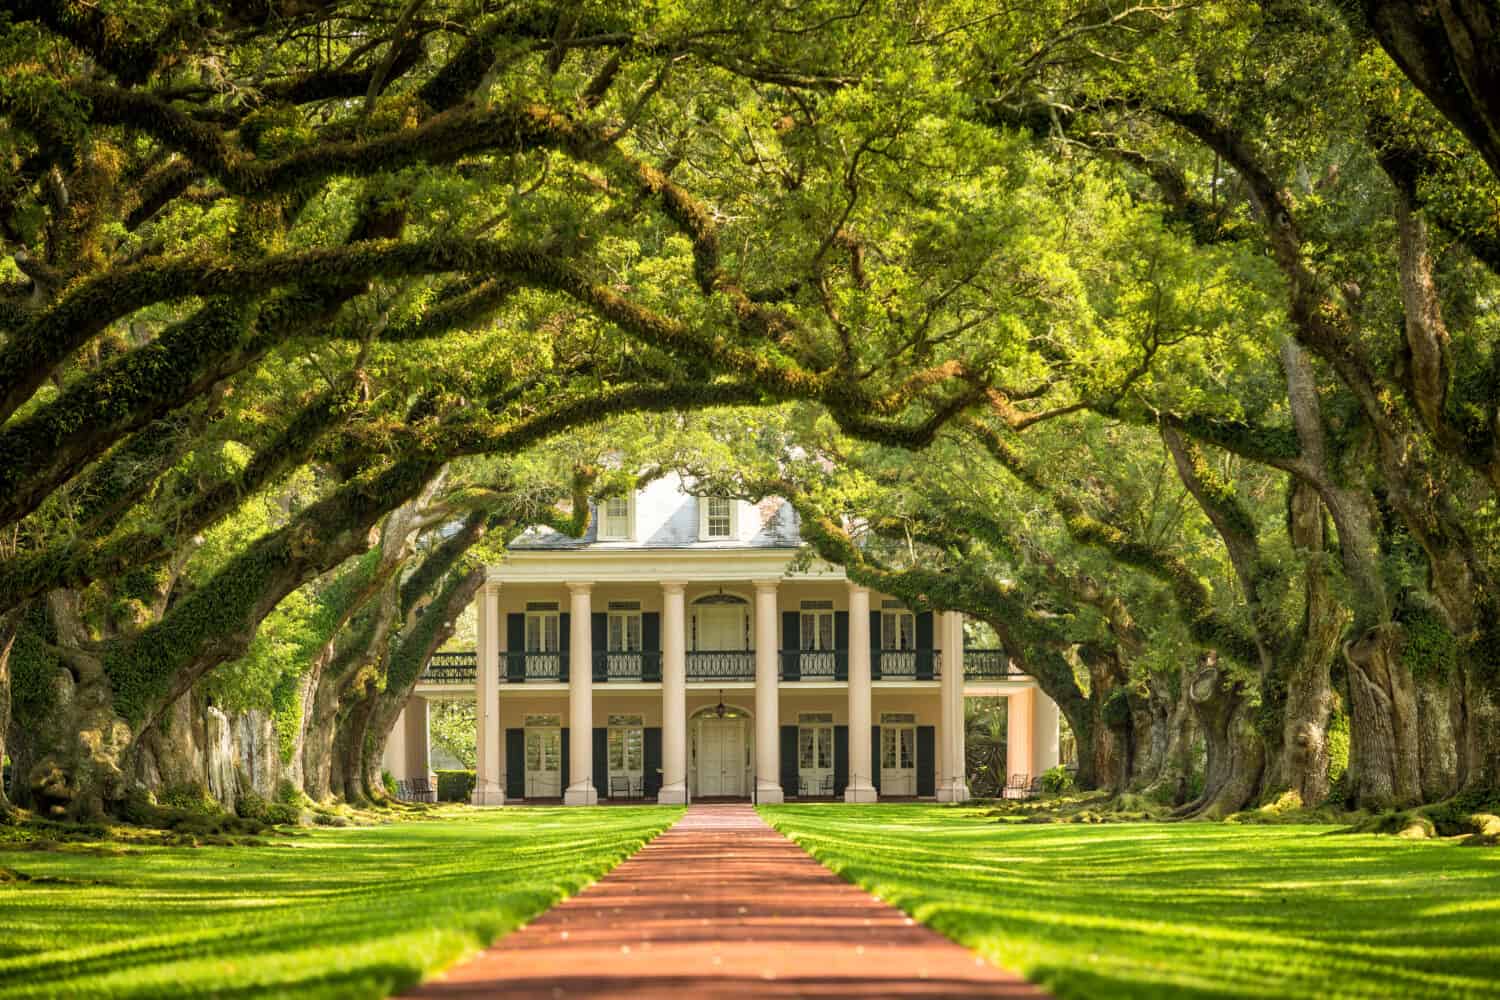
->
[424, 647, 1023, 684]
[779, 648, 849, 680]
[963, 648, 1025, 680]
[503, 650, 567, 682]
[873, 647, 938, 679]
[591, 650, 663, 682]
[686, 650, 755, 680]
[420, 651, 476, 684]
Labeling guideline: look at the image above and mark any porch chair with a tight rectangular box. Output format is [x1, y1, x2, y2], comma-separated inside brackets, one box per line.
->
[610, 775, 634, 800]
[820, 773, 835, 797]
[1002, 773, 1031, 800]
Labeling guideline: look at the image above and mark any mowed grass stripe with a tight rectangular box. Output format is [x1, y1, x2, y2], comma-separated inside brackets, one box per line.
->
[761, 804, 1500, 1000]
[0, 806, 681, 999]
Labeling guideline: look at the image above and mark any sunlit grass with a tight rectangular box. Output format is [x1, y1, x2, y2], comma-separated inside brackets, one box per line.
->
[0, 805, 680, 998]
[760, 804, 1500, 1000]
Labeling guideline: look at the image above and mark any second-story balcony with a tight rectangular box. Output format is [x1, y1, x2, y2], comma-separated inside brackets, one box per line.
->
[420, 651, 477, 684]
[963, 648, 1024, 680]
[504, 651, 567, 682]
[874, 648, 937, 679]
[591, 650, 663, 682]
[686, 650, 755, 681]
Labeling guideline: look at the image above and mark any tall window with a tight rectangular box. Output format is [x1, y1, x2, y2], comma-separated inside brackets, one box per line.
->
[881, 610, 915, 650]
[800, 600, 835, 650]
[607, 714, 644, 773]
[607, 602, 642, 651]
[600, 496, 631, 539]
[704, 497, 733, 538]
[524, 603, 560, 652]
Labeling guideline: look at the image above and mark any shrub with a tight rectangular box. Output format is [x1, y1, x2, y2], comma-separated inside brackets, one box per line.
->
[160, 783, 216, 813]
[436, 769, 476, 802]
[1041, 765, 1074, 795]
[381, 769, 397, 797]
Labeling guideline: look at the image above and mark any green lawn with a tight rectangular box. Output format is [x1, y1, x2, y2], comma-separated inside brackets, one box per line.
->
[0, 806, 680, 999]
[760, 804, 1500, 1000]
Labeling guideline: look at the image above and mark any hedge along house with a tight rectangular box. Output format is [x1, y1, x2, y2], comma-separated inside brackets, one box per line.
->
[386, 475, 1061, 804]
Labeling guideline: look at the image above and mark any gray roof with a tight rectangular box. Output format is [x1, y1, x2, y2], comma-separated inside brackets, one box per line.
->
[508, 473, 802, 551]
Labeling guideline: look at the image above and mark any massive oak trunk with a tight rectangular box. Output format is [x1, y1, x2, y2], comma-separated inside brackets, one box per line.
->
[1343, 624, 1422, 809]
[1139, 668, 1198, 804]
[0, 626, 14, 817]
[1181, 661, 1264, 819]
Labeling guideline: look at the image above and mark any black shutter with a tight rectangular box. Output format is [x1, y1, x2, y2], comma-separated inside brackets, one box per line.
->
[593, 727, 608, 797]
[781, 611, 800, 681]
[834, 724, 849, 797]
[872, 726, 882, 793]
[916, 611, 935, 680]
[870, 611, 883, 679]
[917, 725, 936, 796]
[592, 613, 608, 681]
[643, 727, 663, 798]
[559, 612, 571, 682]
[506, 614, 525, 681]
[505, 728, 525, 798]
[834, 611, 849, 681]
[781, 725, 800, 797]
[643, 613, 661, 682]
[560, 728, 570, 797]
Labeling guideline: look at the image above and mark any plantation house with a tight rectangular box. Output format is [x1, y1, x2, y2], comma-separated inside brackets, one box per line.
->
[384, 476, 1060, 804]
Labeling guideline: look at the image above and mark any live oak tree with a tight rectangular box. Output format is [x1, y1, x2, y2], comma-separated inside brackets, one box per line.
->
[2, 0, 1495, 824]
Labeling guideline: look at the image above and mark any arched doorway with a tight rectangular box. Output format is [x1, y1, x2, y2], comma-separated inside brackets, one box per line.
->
[690, 702, 752, 798]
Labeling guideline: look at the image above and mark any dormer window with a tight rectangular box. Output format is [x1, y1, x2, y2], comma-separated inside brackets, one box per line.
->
[600, 495, 633, 540]
[701, 497, 736, 540]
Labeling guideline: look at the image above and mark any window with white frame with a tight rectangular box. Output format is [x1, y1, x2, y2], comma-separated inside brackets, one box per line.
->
[599, 495, 632, 540]
[606, 601, 642, 651]
[800, 600, 835, 651]
[701, 496, 735, 539]
[881, 608, 915, 650]
[524, 602, 560, 652]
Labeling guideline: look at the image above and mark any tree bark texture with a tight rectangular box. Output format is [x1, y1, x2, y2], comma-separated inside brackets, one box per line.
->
[1343, 624, 1422, 809]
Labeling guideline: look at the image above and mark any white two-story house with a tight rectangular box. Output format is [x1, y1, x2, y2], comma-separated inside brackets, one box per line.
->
[384, 475, 1061, 804]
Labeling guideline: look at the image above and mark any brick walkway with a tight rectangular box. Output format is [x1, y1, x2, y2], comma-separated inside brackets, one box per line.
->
[408, 804, 1046, 998]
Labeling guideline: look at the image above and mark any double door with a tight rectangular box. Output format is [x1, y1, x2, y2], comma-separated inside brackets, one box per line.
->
[697, 719, 743, 797]
[881, 725, 916, 795]
[799, 723, 835, 795]
[525, 726, 562, 798]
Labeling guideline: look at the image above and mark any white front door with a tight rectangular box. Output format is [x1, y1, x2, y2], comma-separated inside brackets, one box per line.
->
[697, 607, 744, 650]
[698, 719, 743, 796]
[881, 725, 917, 796]
[525, 727, 562, 798]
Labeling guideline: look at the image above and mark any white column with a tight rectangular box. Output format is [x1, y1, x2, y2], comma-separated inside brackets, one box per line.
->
[936, 611, 970, 802]
[1007, 686, 1036, 783]
[405, 695, 433, 783]
[754, 580, 783, 803]
[564, 581, 597, 805]
[384, 704, 409, 781]
[658, 582, 688, 804]
[472, 581, 504, 804]
[1032, 688, 1062, 773]
[845, 584, 877, 802]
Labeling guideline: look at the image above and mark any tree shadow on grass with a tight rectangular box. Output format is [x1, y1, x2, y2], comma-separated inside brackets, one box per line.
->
[0, 809, 678, 999]
[763, 806, 1500, 1000]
